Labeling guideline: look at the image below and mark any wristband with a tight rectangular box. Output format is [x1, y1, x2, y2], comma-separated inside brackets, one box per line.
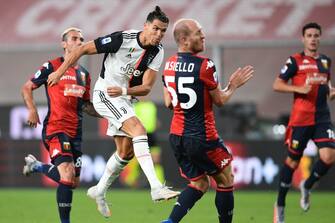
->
[121, 87, 127, 96]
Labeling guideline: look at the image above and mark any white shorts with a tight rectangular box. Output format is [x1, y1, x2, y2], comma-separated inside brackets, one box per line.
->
[93, 90, 135, 136]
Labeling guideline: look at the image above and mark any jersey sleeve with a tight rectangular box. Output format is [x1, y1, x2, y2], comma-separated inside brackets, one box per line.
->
[278, 56, 298, 81]
[30, 61, 54, 88]
[94, 31, 123, 54]
[199, 58, 218, 90]
[148, 47, 164, 71]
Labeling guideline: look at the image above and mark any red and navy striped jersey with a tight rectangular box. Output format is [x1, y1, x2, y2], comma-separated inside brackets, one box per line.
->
[163, 52, 219, 141]
[279, 52, 332, 126]
[30, 57, 91, 139]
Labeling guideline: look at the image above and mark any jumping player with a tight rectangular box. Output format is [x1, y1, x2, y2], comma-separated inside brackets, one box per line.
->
[273, 22, 335, 223]
[161, 19, 253, 223]
[47, 6, 180, 218]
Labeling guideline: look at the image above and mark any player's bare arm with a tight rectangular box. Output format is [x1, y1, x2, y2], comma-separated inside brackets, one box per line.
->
[163, 87, 173, 109]
[21, 80, 40, 128]
[210, 65, 254, 107]
[82, 101, 102, 118]
[47, 40, 97, 86]
[107, 68, 157, 97]
[328, 81, 335, 100]
[273, 77, 312, 94]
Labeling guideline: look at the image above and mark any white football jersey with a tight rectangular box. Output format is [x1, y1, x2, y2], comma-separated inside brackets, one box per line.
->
[93, 30, 164, 91]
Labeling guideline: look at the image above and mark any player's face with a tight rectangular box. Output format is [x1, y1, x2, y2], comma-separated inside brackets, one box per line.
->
[302, 28, 320, 53]
[144, 19, 168, 46]
[187, 21, 205, 54]
[63, 31, 84, 54]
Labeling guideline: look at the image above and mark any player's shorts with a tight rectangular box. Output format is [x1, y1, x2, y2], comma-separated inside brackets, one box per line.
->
[169, 134, 233, 181]
[285, 122, 335, 160]
[93, 90, 135, 136]
[43, 132, 83, 177]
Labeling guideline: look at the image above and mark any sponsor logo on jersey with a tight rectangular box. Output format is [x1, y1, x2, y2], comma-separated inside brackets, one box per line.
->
[60, 75, 77, 81]
[305, 72, 328, 85]
[298, 64, 318, 70]
[101, 37, 111, 45]
[120, 64, 143, 77]
[321, 59, 328, 69]
[164, 61, 195, 72]
[64, 84, 86, 98]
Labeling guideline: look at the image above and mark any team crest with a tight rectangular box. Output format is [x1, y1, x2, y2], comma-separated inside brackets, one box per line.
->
[291, 140, 299, 149]
[321, 59, 328, 69]
[63, 142, 71, 150]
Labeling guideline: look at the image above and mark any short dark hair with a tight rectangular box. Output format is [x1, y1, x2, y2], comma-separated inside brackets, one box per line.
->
[146, 6, 169, 24]
[302, 22, 322, 36]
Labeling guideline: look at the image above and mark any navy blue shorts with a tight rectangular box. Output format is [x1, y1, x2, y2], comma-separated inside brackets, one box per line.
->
[169, 134, 233, 181]
[285, 122, 335, 160]
[43, 133, 83, 177]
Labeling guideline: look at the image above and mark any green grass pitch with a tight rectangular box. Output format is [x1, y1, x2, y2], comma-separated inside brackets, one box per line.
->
[0, 189, 334, 222]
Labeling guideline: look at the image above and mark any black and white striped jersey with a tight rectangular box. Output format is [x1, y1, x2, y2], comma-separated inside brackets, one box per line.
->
[93, 29, 164, 91]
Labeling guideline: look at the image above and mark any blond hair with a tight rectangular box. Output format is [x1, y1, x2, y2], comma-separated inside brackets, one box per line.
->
[61, 27, 82, 41]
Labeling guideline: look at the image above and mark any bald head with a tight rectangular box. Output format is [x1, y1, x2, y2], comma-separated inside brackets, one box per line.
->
[173, 19, 200, 45]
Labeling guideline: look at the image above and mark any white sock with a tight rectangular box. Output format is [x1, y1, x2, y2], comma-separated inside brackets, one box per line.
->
[96, 152, 129, 195]
[133, 135, 162, 189]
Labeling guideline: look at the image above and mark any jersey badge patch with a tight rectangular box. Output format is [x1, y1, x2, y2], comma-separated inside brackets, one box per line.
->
[101, 37, 111, 45]
[34, 70, 42, 79]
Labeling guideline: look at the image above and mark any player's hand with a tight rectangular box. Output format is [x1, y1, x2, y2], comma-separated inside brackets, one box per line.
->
[27, 109, 40, 128]
[229, 65, 254, 90]
[47, 71, 61, 86]
[107, 86, 122, 97]
[329, 87, 335, 100]
[296, 85, 312, 94]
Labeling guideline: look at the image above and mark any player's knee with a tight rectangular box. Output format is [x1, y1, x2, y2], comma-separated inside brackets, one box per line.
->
[191, 177, 210, 193]
[117, 149, 134, 160]
[123, 117, 147, 137]
[286, 157, 300, 169]
[58, 163, 76, 183]
[320, 151, 335, 165]
[216, 172, 234, 187]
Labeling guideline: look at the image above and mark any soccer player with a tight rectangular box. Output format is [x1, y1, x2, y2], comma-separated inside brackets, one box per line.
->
[273, 22, 335, 223]
[47, 6, 180, 218]
[21, 27, 100, 223]
[161, 19, 254, 223]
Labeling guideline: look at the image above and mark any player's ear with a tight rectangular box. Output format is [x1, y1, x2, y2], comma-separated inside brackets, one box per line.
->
[61, 41, 66, 49]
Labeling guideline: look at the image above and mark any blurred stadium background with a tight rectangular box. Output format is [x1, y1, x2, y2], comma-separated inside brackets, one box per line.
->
[0, 0, 334, 222]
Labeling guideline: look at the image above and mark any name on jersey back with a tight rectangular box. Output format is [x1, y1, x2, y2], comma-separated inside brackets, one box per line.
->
[165, 61, 195, 72]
